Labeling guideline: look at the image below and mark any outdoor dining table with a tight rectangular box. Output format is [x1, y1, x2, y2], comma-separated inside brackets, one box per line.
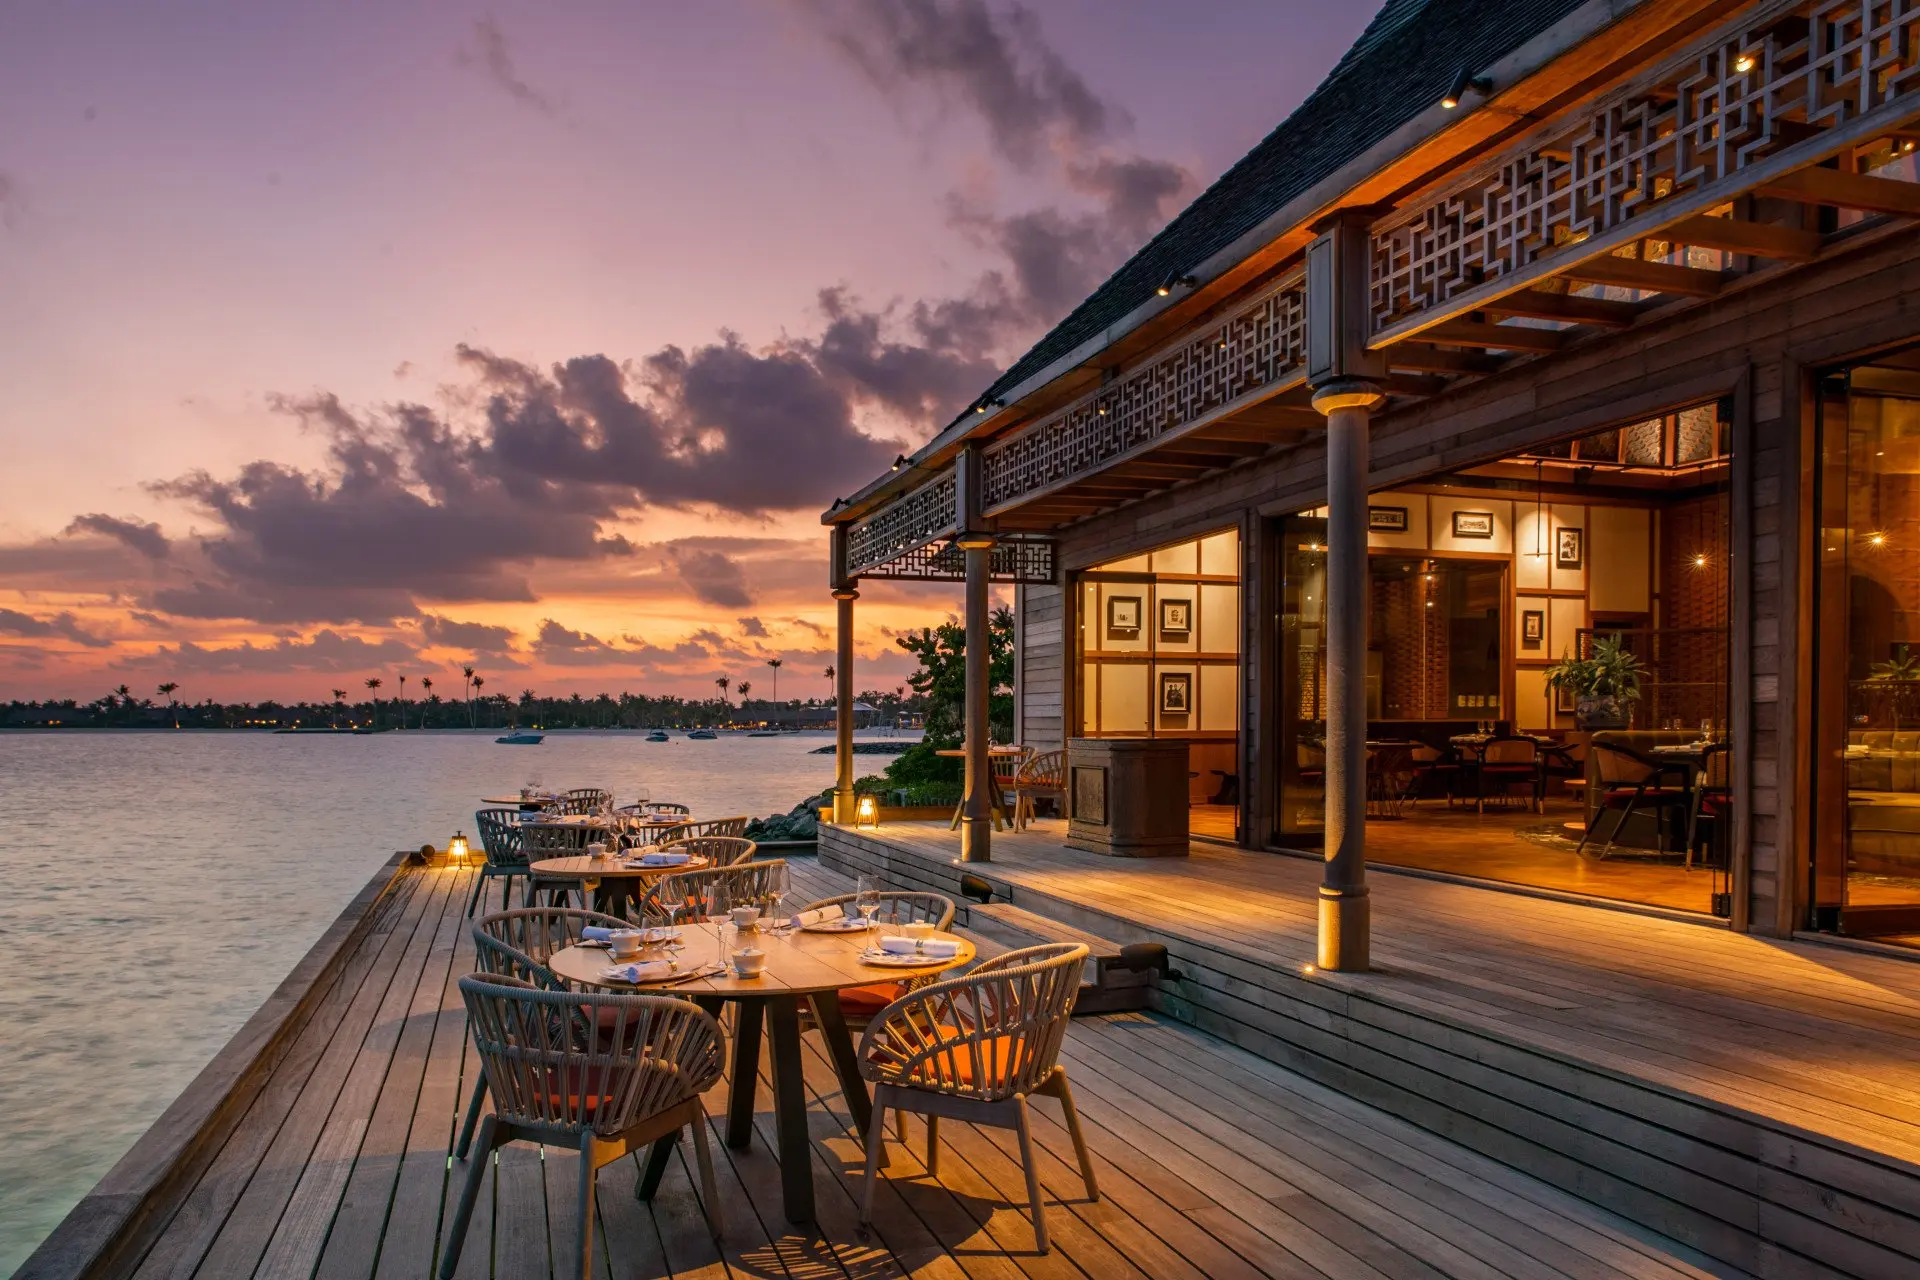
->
[483, 793, 555, 810]
[549, 920, 976, 1223]
[527, 853, 709, 915]
[935, 746, 1027, 829]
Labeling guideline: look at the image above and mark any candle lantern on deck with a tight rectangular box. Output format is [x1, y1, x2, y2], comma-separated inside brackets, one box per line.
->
[448, 830, 470, 865]
[855, 795, 880, 829]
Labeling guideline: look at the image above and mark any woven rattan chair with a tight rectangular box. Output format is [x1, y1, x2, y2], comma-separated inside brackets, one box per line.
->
[1010, 750, 1065, 831]
[560, 787, 612, 815]
[442, 973, 725, 1279]
[647, 801, 691, 817]
[635, 859, 787, 925]
[990, 750, 1027, 819]
[670, 816, 749, 840]
[858, 942, 1096, 1254]
[519, 820, 610, 905]
[658, 834, 757, 866]
[457, 906, 630, 1158]
[470, 808, 532, 916]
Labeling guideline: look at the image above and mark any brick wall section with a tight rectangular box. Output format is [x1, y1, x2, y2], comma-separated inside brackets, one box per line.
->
[1008, 221, 1920, 934]
[1657, 492, 1731, 727]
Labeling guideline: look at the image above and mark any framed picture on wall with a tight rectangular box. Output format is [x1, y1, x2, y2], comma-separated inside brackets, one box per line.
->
[1368, 505, 1409, 533]
[1159, 671, 1191, 715]
[1556, 527, 1584, 569]
[1452, 510, 1495, 538]
[1522, 609, 1545, 648]
[1159, 597, 1192, 638]
[1553, 682, 1576, 714]
[1106, 595, 1141, 637]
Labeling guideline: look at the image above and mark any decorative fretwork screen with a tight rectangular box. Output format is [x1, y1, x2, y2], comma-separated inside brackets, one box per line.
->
[857, 536, 1056, 584]
[980, 273, 1308, 512]
[1370, 0, 1920, 336]
[843, 473, 958, 576]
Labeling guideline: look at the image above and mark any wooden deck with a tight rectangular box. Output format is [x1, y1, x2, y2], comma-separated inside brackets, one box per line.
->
[23, 855, 1750, 1280]
[820, 821, 1920, 1280]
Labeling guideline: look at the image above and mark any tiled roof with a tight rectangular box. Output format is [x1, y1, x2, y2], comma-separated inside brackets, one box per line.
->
[968, 0, 1594, 414]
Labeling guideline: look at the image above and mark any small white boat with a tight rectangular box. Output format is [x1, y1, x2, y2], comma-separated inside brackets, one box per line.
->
[495, 729, 545, 745]
[686, 728, 718, 740]
[645, 729, 670, 742]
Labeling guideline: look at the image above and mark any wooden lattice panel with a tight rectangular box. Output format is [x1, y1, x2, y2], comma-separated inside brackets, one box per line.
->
[844, 472, 957, 576]
[1371, 0, 1920, 333]
[981, 274, 1308, 511]
[857, 536, 1056, 584]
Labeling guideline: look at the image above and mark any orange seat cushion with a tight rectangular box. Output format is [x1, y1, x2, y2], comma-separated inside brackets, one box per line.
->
[901, 1024, 1024, 1088]
[838, 982, 907, 1020]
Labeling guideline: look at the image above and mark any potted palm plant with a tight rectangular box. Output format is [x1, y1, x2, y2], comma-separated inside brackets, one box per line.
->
[1545, 634, 1644, 730]
[1866, 643, 1920, 730]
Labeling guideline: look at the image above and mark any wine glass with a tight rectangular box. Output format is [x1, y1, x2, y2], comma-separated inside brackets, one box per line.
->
[765, 863, 789, 928]
[707, 878, 732, 926]
[856, 875, 880, 930]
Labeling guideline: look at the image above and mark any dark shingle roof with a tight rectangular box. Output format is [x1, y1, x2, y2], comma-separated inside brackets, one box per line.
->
[968, 0, 1593, 414]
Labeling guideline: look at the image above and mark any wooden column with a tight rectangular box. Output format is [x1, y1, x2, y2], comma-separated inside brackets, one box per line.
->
[958, 532, 996, 861]
[1305, 210, 1386, 972]
[830, 525, 858, 825]
[956, 442, 995, 862]
[1313, 380, 1384, 971]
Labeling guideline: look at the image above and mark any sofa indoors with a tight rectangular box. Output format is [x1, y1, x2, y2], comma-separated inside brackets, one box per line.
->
[1846, 730, 1920, 877]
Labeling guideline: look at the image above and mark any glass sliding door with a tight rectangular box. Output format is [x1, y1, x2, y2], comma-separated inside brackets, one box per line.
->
[1814, 356, 1920, 940]
[1274, 515, 1327, 846]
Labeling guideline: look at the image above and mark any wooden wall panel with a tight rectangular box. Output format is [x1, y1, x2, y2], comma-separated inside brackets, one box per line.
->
[1020, 583, 1065, 749]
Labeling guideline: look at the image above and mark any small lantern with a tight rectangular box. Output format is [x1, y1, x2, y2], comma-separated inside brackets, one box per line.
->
[855, 795, 879, 829]
[448, 831, 470, 864]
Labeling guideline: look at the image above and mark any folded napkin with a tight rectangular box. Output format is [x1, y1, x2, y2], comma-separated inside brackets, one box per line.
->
[600, 960, 673, 983]
[638, 850, 692, 867]
[580, 926, 634, 942]
[878, 935, 960, 957]
[789, 903, 846, 928]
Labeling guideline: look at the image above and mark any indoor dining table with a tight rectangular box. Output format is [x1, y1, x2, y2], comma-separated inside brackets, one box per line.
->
[549, 919, 975, 1223]
[935, 746, 1027, 829]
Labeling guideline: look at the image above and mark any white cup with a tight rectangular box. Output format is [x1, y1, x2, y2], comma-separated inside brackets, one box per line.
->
[586, 842, 607, 860]
[608, 931, 645, 961]
[903, 920, 935, 942]
[729, 905, 761, 931]
[731, 947, 767, 978]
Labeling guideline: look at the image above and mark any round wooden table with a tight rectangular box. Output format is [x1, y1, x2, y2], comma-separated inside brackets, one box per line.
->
[550, 921, 975, 1223]
[528, 854, 709, 915]
[482, 794, 553, 811]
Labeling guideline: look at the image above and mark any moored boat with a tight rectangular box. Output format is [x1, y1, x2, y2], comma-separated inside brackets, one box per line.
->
[495, 729, 544, 745]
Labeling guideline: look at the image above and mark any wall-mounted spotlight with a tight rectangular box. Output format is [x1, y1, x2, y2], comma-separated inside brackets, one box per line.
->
[1441, 68, 1492, 110]
[973, 397, 1006, 415]
[1156, 273, 1198, 297]
[891, 454, 907, 471]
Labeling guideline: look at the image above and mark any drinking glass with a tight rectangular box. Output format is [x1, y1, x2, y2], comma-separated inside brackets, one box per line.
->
[856, 875, 880, 930]
[1700, 718, 1712, 741]
[765, 863, 789, 927]
[707, 879, 732, 926]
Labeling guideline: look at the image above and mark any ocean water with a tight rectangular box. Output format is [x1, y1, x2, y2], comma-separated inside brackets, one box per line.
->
[0, 727, 899, 1274]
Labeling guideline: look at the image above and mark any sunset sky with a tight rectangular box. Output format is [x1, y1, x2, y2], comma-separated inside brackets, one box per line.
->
[0, 0, 1373, 705]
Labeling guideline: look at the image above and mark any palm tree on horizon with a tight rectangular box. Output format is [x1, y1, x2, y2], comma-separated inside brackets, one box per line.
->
[115, 683, 132, 726]
[396, 674, 408, 730]
[364, 676, 382, 729]
[421, 675, 434, 715]
[331, 688, 347, 728]
[714, 675, 729, 708]
[157, 682, 179, 728]
[463, 666, 477, 728]
[471, 674, 485, 727]
[766, 657, 783, 708]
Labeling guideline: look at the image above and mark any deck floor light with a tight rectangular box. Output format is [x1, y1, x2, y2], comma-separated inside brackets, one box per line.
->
[1441, 68, 1492, 109]
[855, 794, 879, 829]
[448, 830, 470, 865]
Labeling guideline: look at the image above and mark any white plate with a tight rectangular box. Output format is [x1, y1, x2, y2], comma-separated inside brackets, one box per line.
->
[803, 918, 872, 933]
[858, 950, 955, 968]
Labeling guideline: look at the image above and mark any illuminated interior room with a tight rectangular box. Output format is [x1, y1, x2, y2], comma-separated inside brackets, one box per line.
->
[1274, 404, 1732, 913]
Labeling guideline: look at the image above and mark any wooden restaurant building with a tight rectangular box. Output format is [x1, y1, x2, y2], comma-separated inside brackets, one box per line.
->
[822, 1, 1920, 1272]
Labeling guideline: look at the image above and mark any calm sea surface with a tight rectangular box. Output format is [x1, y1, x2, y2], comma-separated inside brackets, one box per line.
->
[0, 727, 900, 1273]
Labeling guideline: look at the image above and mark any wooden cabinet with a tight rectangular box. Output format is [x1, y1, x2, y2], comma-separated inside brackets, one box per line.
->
[1066, 737, 1190, 857]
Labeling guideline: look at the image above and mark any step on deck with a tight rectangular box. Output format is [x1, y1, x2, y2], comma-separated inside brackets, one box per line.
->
[965, 901, 1159, 1012]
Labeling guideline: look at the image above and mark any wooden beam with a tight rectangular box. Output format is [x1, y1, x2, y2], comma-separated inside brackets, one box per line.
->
[1555, 255, 1726, 297]
[1193, 425, 1315, 445]
[1422, 321, 1571, 353]
[1663, 213, 1821, 261]
[1382, 372, 1450, 397]
[1483, 290, 1640, 328]
[1106, 461, 1218, 478]
[1387, 343, 1505, 376]
[1755, 166, 1920, 217]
